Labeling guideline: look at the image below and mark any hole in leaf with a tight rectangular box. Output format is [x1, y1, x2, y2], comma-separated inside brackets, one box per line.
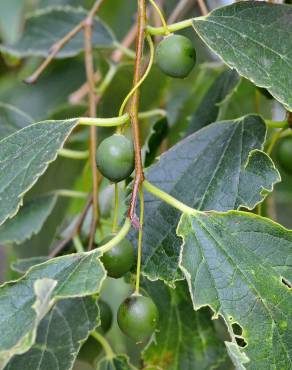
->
[235, 336, 247, 348]
[232, 323, 242, 336]
[281, 277, 291, 289]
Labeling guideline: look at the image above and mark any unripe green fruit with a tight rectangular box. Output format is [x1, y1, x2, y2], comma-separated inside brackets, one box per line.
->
[96, 134, 134, 182]
[117, 295, 159, 341]
[99, 234, 135, 278]
[277, 136, 292, 174]
[156, 34, 196, 78]
[98, 300, 113, 333]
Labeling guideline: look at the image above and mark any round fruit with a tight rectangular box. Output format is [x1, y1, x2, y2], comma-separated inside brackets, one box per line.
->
[98, 300, 113, 333]
[99, 234, 135, 278]
[117, 295, 159, 341]
[156, 34, 196, 78]
[96, 134, 134, 182]
[277, 136, 292, 174]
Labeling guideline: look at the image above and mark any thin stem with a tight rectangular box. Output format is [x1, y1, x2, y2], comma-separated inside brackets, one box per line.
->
[118, 34, 155, 117]
[53, 189, 88, 199]
[91, 331, 114, 359]
[197, 0, 208, 16]
[148, 0, 169, 34]
[112, 184, 119, 233]
[78, 114, 129, 127]
[127, 0, 147, 222]
[49, 195, 93, 257]
[69, 23, 137, 104]
[168, 0, 196, 24]
[255, 89, 260, 114]
[135, 187, 144, 295]
[58, 148, 89, 160]
[147, 18, 193, 35]
[143, 180, 199, 215]
[84, 3, 103, 250]
[113, 41, 136, 59]
[24, 22, 83, 84]
[73, 235, 85, 253]
[78, 110, 165, 127]
[95, 63, 117, 95]
[267, 128, 285, 156]
[98, 218, 131, 254]
[265, 120, 289, 129]
[139, 108, 166, 119]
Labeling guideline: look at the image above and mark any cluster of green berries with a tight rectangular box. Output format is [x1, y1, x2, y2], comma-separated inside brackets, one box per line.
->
[92, 33, 196, 343]
[95, 235, 158, 341]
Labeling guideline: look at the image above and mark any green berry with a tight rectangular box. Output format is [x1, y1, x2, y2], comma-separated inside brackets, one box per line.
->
[277, 136, 292, 174]
[96, 134, 134, 182]
[117, 295, 159, 341]
[98, 300, 113, 333]
[156, 34, 196, 78]
[99, 234, 135, 278]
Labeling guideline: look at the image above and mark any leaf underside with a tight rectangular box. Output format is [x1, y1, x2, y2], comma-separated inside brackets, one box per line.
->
[0, 250, 105, 369]
[0, 6, 116, 58]
[0, 195, 57, 244]
[5, 297, 99, 370]
[193, 2, 292, 111]
[0, 119, 78, 226]
[178, 210, 292, 369]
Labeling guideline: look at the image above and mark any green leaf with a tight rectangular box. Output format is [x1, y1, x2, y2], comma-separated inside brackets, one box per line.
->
[97, 354, 137, 370]
[140, 115, 280, 285]
[186, 69, 240, 136]
[0, 6, 116, 58]
[192, 2, 292, 111]
[144, 118, 169, 167]
[11, 257, 49, 274]
[0, 195, 57, 244]
[178, 210, 292, 369]
[0, 250, 105, 369]
[0, 102, 33, 140]
[0, 119, 78, 226]
[143, 281, 229, 370]
[0, 0, 24, 44]
[5, 297, 99, 370]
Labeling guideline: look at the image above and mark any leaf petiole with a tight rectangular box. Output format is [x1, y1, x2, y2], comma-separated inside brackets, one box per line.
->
[147, 18, 193, 36]
[143, 180, 201, 215]
[58, 148, 89, 160]
[91, 331, 115, 359]
[98, 218, 131, 254]
[53, 190, 89, 199]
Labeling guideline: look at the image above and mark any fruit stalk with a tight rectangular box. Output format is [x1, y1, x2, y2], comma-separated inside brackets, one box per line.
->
[128, 0, 147, 222]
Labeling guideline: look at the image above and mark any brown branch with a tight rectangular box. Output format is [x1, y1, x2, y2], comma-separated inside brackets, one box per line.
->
[69, 23, 138, 104]
[24, 0, 105, 85]
[197, 0, 208, 16]
[128, 0, 146, 222]
[24, 22, 84, 84]
[83, 1, 105, 250]
[49, 195, 93, 258]
[168, 0, 196, 23]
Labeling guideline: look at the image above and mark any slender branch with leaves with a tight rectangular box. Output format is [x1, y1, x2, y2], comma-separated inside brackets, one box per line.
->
[0, 1, 291, 370]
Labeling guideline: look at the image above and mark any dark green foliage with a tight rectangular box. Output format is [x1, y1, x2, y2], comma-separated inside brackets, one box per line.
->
[98, 299, 113, 333]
